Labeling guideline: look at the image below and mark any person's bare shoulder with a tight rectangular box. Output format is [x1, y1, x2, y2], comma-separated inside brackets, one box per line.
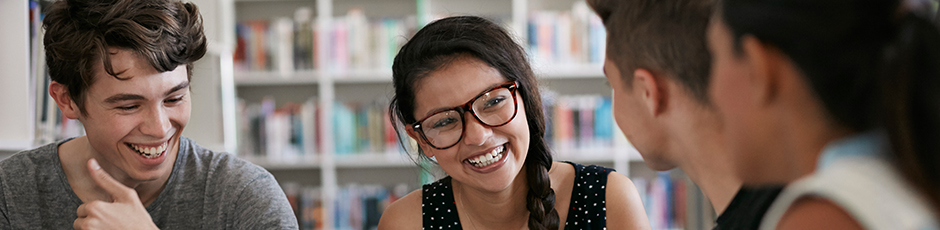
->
[605, 171, 651, 230]
[378, 189, 423, 230]
[776, 197, 864, 230]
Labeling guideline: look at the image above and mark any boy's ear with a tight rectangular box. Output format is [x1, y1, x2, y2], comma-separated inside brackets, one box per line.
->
[632, 68, 668, 116]
[49, 82, 81, 120]
[405, 126, 433, 158]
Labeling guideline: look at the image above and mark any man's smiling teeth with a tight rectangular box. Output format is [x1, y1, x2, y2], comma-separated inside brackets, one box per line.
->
[467, 145, 505, 167]
[130, 142, 167, 159]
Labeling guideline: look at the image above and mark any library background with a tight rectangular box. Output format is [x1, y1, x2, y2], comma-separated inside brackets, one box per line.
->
[0, 0, 715, 229]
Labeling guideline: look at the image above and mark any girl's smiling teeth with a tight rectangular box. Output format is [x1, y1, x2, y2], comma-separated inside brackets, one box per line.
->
[126, 142, 168, 159]
[466, 144, 506, 167]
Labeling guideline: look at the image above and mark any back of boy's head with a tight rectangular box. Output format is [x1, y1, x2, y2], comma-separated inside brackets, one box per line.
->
[588, 0, 715, 104]
[43, 0, 207, 115]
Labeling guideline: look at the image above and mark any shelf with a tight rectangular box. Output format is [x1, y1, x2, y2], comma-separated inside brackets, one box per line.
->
[534, 63, 605, 79]
[242, 152, 418, 170]
[333, 69, 394, 83]
[233, 63, 603, 86]
[241, 154, 323, 170]
[243, 147, 641, 170]
[234, 71, 322, 86]
[554, 146, 644, 163]
[234, 0, 309, 2]
[334, 152, 417, 168]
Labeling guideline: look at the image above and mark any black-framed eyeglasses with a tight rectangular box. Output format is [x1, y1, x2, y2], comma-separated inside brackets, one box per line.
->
[412, 81, 519, 149]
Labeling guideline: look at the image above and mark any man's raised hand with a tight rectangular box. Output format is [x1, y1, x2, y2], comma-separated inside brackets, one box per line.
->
[73, 159, 158, 230]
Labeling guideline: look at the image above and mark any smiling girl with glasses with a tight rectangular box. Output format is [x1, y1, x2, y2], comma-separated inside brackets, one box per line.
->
[378, 16, 650, 230]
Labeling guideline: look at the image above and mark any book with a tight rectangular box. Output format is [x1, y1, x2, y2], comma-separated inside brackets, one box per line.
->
[233, 8, 415, 75]
[236, 97, 318, 159]
[527, 2, 606, 67]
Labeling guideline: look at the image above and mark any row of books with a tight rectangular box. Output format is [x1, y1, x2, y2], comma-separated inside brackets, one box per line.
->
[527, 1, 607, 66]
[236, 97, 410, 159]
[237, 93, 617, 159]
[634, 172, 690, 230]
[237, 97, 318, 159]
[544, 94, 616, 153]
[233, 3, 607, 76]
[233, 8, 414, 75]
[29, 0, 85, 146]
[332, 100, 404, 155]
[282, 183, 410, 230]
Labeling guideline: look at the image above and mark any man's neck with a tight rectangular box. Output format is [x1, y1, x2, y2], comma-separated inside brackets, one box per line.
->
[668, 107, 740, 215]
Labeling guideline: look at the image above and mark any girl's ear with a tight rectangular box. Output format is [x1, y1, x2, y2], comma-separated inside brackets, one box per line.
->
[405, 126, 433, 158]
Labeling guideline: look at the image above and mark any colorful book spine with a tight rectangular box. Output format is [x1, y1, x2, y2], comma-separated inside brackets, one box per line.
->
[543, 94, 615, 152]
[236, 97, 318, 158]
[234, 8, 415, 75]
[528, 1, 606, 66]
[632, 173, 690, 229]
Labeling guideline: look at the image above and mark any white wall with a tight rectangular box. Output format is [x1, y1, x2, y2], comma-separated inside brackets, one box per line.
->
[0, 1, 34, 150]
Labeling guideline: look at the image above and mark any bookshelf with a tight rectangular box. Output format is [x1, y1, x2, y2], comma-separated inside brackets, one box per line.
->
[219, 0, 694, 229]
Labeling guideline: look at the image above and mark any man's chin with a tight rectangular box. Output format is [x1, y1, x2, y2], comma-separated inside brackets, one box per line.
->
[640, 155, 678, 171]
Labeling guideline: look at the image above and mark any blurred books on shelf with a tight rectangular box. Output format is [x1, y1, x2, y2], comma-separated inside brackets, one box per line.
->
[234, 8, 416, 77]
[237, 92, 620, 163]
[237, 97, 318, 160]
[634, 173, 690, 230]
[237, 97, 410, 161]
[282, 182, 410, 230]
[527, 1, 606, 67]
[332, 100, 402, 155]
[542, 92, 616, 157]
[28, 0, 85, 147]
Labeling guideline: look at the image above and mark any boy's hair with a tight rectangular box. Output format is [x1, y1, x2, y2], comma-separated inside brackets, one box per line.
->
[589, 0, 715, 104]
[43, 0, 207, 115]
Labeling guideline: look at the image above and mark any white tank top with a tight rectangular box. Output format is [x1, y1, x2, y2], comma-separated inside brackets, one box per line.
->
[759, 132, 940, 230]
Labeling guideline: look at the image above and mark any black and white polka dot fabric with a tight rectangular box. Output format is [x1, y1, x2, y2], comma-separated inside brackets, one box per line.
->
[422, 162, 612, 229]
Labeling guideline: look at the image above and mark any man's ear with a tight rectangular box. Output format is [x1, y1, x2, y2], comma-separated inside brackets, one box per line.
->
[49, 82, 81, 120]
[405, 126, 433, 158]
[741, 35, 781, 105]
[632, 68, 668, 116]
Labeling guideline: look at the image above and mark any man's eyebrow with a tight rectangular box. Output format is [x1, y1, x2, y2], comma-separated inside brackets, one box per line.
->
[103, 81, 190, 104]
[165, 81, 190, 96]
[104, 94, 146, 104]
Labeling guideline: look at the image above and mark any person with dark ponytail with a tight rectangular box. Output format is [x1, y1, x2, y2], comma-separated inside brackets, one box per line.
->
[377, 16, 650, 230]
[707, 0, 940, 229]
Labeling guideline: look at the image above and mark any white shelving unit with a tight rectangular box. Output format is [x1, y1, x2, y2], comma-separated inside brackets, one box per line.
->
[0, 1, 35, 153]
[219, 0, 641, 229]
[0, 0, 709, 229]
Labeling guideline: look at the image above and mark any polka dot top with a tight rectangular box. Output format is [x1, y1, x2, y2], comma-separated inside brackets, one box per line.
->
[422, 162, 613, 230]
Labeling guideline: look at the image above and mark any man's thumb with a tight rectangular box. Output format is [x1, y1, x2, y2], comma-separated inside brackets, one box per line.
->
[88, 158, 137, 203]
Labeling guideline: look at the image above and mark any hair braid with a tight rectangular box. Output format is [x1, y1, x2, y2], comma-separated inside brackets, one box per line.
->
[524, 151, 559, 230]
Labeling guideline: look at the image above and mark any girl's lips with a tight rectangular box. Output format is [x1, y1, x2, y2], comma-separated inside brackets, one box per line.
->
[463, 143, 507, 162]
[464, 143, 510, 173]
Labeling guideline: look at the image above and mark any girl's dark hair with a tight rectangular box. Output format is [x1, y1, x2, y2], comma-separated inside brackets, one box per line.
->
[43, 0, 207, 115]
[722, 0, 940, 217]
[389, 16, 559, 229]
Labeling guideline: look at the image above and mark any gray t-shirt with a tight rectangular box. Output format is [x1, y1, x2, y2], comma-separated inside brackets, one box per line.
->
[0, 137, 298, 229]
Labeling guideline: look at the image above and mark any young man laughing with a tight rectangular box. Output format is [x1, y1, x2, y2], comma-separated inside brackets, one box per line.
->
[0, 0, 298, 229]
